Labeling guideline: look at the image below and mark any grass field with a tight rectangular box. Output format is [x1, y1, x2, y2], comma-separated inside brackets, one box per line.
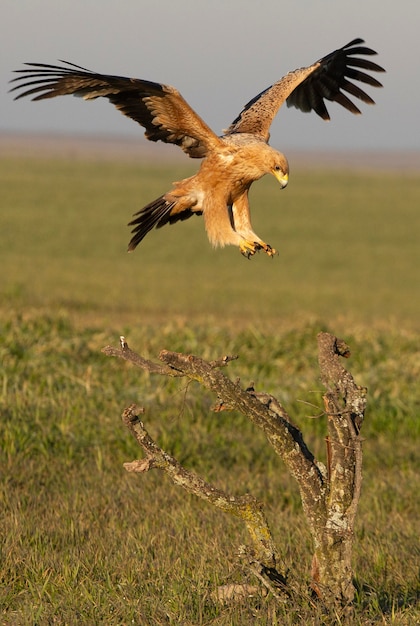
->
[1, 149, 419, 624]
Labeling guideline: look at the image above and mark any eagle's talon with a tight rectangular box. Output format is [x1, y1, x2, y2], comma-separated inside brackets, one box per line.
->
[264, 244, 277, 257]
[239, 239, 278, 259]
[239, 241, 259, 258]
[241, 249, 255, 259]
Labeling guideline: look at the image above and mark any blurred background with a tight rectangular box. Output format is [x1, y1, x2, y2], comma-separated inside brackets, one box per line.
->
[1, 0, 419, 154]
[1, 1, 419, 329]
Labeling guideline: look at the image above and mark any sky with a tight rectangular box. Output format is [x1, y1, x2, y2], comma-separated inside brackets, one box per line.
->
[1, 0, 420, 153]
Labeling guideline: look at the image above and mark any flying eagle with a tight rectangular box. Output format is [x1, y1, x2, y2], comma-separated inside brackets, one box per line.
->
[10, 39, 384, 258]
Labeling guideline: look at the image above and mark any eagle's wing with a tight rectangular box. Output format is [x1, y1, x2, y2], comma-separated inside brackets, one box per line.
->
[225, 38, 385, 141]
[10, 61, 223, 158]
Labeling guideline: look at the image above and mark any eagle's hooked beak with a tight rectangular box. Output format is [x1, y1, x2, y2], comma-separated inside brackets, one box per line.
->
[272, 169, 289, 189]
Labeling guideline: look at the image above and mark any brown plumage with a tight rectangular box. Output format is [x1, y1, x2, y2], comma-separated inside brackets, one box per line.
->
[10, 38, 384, 257]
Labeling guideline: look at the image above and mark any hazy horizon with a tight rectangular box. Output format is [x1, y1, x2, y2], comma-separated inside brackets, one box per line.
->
[2, 1, 420, 155]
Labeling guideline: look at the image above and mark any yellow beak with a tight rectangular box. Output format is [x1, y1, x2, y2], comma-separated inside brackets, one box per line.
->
[272, 170, 288, 189]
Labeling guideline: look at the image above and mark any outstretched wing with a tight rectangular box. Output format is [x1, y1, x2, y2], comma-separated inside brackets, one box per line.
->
[10, 61, 223, 158]
[225, 38, 385, 141]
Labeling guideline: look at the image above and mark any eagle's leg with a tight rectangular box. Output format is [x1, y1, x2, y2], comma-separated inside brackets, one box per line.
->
[202, 194, 277, 258]
[230, 194, 277, 257]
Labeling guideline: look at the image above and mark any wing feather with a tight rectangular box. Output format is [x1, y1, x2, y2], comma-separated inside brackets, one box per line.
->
[10, 61, 223, 158]
[225, 38, 384, 138]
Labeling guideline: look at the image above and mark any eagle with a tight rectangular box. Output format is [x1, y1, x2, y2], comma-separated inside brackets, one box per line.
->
[10, 39, 384, 258]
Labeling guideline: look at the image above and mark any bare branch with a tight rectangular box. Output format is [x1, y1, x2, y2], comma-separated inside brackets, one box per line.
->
[102, 339, 326, 501]
[311, 332, 368, 605]
[158, 349, 326, 498]
[317, 332, 366, 527]
[317, 332, 367, 433]
[102, 338, 183, 377]
[121, 403, 280, 571]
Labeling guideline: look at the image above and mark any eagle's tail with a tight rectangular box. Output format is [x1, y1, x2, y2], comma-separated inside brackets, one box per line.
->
[127, 194, 201, 251]
[127, 195, 176, 251]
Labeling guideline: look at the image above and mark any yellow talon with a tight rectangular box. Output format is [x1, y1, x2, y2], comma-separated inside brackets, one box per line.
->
[239, 240, 277, 258]
[239, 240, 259, 258]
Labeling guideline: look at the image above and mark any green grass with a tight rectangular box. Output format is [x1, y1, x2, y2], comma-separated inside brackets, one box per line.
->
[1, 156, 420, 325]
[1, 154, 419, 624]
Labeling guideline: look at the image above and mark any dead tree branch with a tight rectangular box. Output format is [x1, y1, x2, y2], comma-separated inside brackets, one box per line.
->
[102, 330, 367, 608]
[121, 402, 280, 573]
[310, 332, 367, 607]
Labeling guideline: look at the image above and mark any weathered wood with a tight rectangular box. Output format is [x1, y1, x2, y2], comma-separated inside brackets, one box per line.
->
[310, 332, 367, 607]
[103, 331, 367, 610]
[121, 403, 281, 576]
